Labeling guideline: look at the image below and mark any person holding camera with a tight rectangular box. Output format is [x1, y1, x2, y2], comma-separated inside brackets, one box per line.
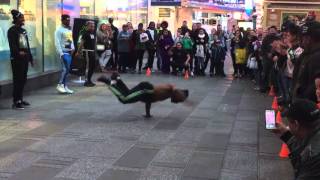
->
[272, 99, 320, 180]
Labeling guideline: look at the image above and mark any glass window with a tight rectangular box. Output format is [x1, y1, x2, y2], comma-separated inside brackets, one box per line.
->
[0, 0, 17, 81]
[43, 0, 61, 71]
[19, 0, 43, 75]
[80, 0, 94, 18]
[95, 0, 148, 28]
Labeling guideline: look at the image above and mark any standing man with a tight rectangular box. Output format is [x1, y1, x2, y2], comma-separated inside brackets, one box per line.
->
[181, 20, 191, 36]
[144, 21, 158, 70]
[108, 18, 119, 70]
[292, 21, 320, 103]
[7, 10, 33, 109]
[55, 14, 74, 94]
[77, 21, 96, 87]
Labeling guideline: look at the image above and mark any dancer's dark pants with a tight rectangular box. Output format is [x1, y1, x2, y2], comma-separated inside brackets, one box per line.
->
[108, 80, 154, 104]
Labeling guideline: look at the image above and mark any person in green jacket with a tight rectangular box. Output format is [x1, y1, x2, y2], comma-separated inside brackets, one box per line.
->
[181, 32, 194, 76]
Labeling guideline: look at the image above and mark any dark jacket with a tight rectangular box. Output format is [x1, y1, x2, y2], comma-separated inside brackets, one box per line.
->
[7, 25, 33, 62]
[281, 126, 320, 180]
[292, 43, 320, 102]
[210, 45, 226, 62]
[146, 29, 158, 50]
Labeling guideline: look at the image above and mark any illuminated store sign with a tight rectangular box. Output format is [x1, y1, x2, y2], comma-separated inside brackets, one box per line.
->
[151, 0, 181, 6]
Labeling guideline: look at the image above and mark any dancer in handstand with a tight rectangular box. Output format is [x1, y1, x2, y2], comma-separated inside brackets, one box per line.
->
[97, 73, 189, 118]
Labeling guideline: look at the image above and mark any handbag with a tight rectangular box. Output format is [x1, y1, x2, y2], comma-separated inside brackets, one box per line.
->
[247, 56, 258, 69]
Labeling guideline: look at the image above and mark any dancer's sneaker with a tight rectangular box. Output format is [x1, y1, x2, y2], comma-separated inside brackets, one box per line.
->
[111, 72, 120, 80]
[64, 86, 74, 94]
[57, 84, 67, 94]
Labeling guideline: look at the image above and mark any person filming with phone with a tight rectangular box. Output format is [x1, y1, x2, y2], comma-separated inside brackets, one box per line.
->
[270, 99, 320, 180]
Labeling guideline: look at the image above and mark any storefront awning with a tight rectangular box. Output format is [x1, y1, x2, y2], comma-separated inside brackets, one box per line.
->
[188, 1, 244, 12]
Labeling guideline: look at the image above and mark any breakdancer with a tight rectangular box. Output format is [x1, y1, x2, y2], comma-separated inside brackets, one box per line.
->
[97, 73, 189, 118]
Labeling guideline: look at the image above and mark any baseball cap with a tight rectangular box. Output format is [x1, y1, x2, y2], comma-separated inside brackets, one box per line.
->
[282, 99, 320, 125]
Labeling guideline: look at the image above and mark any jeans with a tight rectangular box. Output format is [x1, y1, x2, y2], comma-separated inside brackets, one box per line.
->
[99, 50, 112, 68]
[59, 53, 72, 85]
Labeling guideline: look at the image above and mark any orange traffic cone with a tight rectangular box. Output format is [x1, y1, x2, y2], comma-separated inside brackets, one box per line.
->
[317, 103, 320, 109]
[184, 70, 189, 80]
[272, 97, 278, 110]
[146, 68, 151, 77]
[279, 143, 290, 158]
[269, 86, 275, 97]
[276, 111, 282, 123]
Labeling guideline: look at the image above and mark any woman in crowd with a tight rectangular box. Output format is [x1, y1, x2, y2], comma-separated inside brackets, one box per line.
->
[97, 23, 113, 72]
[158, 29, 174, 74]
[194, 29, 208, 76]
[117, 24, 132, 73]
[181, 32, 194, 76]
[232, 30, 247, 78]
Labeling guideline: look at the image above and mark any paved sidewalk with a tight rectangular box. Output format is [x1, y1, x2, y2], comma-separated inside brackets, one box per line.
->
[0, 73, 293, 180]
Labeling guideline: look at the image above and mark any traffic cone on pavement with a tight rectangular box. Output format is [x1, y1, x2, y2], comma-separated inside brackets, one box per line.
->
[146, 68, 151, 77]
[184, 70, 189, 80]
[269, 86, 275, 97]
[276, 111, 282, 123]
[272, 97, 278, 110]
[279, 143, 290, 158]
[317, 103, 320, 109]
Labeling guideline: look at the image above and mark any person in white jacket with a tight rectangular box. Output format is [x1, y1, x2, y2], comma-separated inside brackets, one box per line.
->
[55, 14, 74, 94]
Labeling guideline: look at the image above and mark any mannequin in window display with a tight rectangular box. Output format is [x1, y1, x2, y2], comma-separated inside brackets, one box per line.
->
[55, 14, 75, 94]
[7, 10, 33, 109]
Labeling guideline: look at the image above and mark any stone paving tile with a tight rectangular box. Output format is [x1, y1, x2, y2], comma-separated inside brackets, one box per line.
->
[169, 127, 203, 147]
[9, 166, 63, 180]
[183, 151, 224, 179]
[140, 166, 183, 180]
[114, 146, 160, 169]
[0, 151, 44, 174]
[151, 145, 194, 168]
[219, 169, 257, 180]
[0, 138, 38, 159]
[56, 157, 115, 180]
[206, 122, 233, 134]
[223, 150, 258, 172]
[97, 169, 141, 180]
[259, 156, 294, 180]
[138, 130, 175, 145]
[259, 136, 283, 155]
[196, 132, 229, 152]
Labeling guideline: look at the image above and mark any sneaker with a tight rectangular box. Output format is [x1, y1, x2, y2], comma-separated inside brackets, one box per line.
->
[12, 101, 24, 110]
[84, 81, 96, 87]
[64, 86, 74, 94]
[21, 100, 30, 106]
[111, 72, 120, 80]
[190, 71, 194, 77]
[56, 84, 66, 94]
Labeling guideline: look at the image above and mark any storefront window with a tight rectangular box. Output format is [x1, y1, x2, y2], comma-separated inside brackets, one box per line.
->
[95, 0, 148, 28]
[19, 0, 43, 75]
[0, 0, 17, 81]
[43, 0, 61, 71]
[80, 0, 94, 18]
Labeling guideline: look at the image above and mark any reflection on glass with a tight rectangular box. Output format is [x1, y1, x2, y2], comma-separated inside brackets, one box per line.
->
[0, 1, 16, 81]
[43, 0, 61, 71]
[19, 0, 43, 75]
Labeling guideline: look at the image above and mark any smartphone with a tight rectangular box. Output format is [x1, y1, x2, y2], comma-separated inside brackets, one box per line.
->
[265, 110, 276, 129]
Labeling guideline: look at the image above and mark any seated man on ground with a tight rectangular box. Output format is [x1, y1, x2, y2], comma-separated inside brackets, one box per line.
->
[272, 99, 320, 179]
[97, 73, 189, 117]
